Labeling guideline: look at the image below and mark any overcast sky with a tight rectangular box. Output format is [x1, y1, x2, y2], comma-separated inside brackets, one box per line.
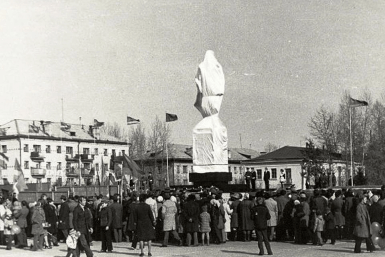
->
[1, 0, 385, 151]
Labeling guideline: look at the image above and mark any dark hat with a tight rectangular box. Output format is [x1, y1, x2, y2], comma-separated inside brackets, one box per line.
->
[101, 197, 109, 203]
[60, 195, 67, 200]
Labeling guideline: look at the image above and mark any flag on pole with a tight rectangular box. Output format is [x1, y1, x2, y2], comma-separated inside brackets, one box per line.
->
[127, 116, 140, 125]
[166, 113, 178, 122]
[349, 97, 368, 108]
[13, 158, 28, 193]
[60, 122, 71, 130]
[94, 119, 105, 127]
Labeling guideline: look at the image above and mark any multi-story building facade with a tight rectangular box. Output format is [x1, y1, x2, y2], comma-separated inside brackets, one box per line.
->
[139, 144, 260, 190]
[0, 119, 129, 186]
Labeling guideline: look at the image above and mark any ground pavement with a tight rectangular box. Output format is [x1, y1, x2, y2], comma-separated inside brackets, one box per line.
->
[1, 239, 384, 257]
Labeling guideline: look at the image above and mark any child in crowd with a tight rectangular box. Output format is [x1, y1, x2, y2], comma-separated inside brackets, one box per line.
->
[66, 229, 80, 257]
[324, 207, 336, 245]
[199, 205, 211, 246]
[4, 210, 14, 250]
[313, 210, 325, 246]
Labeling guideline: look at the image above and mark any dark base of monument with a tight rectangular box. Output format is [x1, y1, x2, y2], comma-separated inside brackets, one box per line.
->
[189, 172, 232, 182]
[189, 172, 232, 188]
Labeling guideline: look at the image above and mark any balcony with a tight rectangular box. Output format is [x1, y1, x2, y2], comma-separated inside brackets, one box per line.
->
[30, 152, 45, 162]
[65, 154, 79, 163]
[81, 154, 94, 163]
[66, 168, 80, 177]
[30, 167, 46, 177]
[81, 168, 95, 178]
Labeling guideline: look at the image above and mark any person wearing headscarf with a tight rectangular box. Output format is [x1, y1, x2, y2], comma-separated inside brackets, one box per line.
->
[31, 200, 46, 251]
[161, 193, 182, 247]
[182, 194, 200, 246]
[134, 193, 156, 257]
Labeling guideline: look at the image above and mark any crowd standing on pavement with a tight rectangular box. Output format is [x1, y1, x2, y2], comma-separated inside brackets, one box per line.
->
[1, 184, 385, 256]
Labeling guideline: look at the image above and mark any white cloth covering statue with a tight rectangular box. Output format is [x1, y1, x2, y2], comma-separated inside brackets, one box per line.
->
[193, 50, 228, 173]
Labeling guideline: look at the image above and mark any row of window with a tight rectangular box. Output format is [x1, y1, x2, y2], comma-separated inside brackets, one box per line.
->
[22, 144, 123, 156]
[15, 161, 108, 171]
[246, 167, 292, 180]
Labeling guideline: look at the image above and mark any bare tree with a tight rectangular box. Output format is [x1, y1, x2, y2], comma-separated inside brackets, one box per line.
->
[129, 124, 147, 159]
[264, 142, 278, 153]
[100, 122, 128, 141]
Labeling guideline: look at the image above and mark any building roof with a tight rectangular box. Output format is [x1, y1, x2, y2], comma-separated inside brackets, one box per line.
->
[0, 119, 126, 144]
[144, 144, 260, 162]
[243, 145, 343, 163]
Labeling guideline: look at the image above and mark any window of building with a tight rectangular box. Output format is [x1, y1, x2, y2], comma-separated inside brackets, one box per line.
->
[271, 168, 277, 179]
[66, 146, 73, 155]
[104, 149, 108, 156]
[95, 163, 99, 172]
[183, 165, 188, 173]
[36, 163, 40, 169]
[104, 164, 108, 171]
[46, 162, 51, 170]
[83, 148, 90, 154]
[24, 161, 29, 169]
[84, 163, 91, 170]
[46, 145, 51, 153]
[57, 146, 62, 154]
[228, 166, 231, 172]
[285, 168, 292, 183]
[177, 179, 181, 185]
[157, 166, 162, 174]
[1, 145, 7, 153]
[93, 148, 98, 155]
[47, 178, 51, 184]
[112, 149, 116, 156]
[234, 166, 238, 174]
[57, 162, 62, 170]
[33, 145, 41, 153]
[25, 178, 29, 183]
[121, 150, 125, 156]
[176, 165, 180, 174]
[24, 144, 29, 152]
[183, 179, 188, 185]
[257, 169, 262, 179]
[3, 178, 8, 184]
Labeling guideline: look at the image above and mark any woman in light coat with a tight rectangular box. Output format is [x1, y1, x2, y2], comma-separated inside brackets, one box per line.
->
[264, 192, 278, 241]
[222, 198, 232, 241]
[161, 193, 182, 247]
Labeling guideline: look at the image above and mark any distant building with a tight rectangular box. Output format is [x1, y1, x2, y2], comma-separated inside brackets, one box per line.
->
[0, 119, 129, 187]
[242, 145, 350, 190]
[139, 144, 260, 189]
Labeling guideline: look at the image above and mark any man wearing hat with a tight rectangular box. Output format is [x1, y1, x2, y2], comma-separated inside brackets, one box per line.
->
[73, 196, 93, 257]
[263, 168, 270, 191]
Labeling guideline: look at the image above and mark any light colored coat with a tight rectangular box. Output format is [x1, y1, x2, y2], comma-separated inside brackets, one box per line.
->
[265, 198, 278, 227]
[162, 200, 177, 231]
[223, 202, 232, 232]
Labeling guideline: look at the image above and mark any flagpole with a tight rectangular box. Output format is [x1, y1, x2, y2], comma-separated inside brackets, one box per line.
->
[349, 106, 353, 186]
[166, 143, 169, 188]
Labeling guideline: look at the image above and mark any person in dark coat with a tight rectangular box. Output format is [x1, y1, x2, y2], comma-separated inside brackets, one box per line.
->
[134, 193, 155, 257]
[251, 197, 273, 255]
[44, 197, 59, 248]
[127, 192, 139, 249]
[324, 207, 336, 245]
[67, 194, 78, 230]
[58, 195, 70, 240]
[369, 194, 382, 224]
[73, 196, 93, 257]
[183, 194, 200, 246]
[251, 168, 257, 191]
[210, 199, 225, 244]
[331, 190, 345, 240]
[238, 193, 255, 241]
[343, 189, 355, 239]
[99, 197, 113, 252]
[14, 200, 29, 248]
[353, 194, 374, 253]
[109, 195, 123, 243]
[245, 168, 252, 191]
[31, 201, 45, 251]
[263, 168, 271, 191]
[275, 190, 289, 241]
[230, 193, 241, 241]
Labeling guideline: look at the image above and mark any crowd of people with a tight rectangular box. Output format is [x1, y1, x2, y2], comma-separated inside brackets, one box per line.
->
[1, 185, 385, 256]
